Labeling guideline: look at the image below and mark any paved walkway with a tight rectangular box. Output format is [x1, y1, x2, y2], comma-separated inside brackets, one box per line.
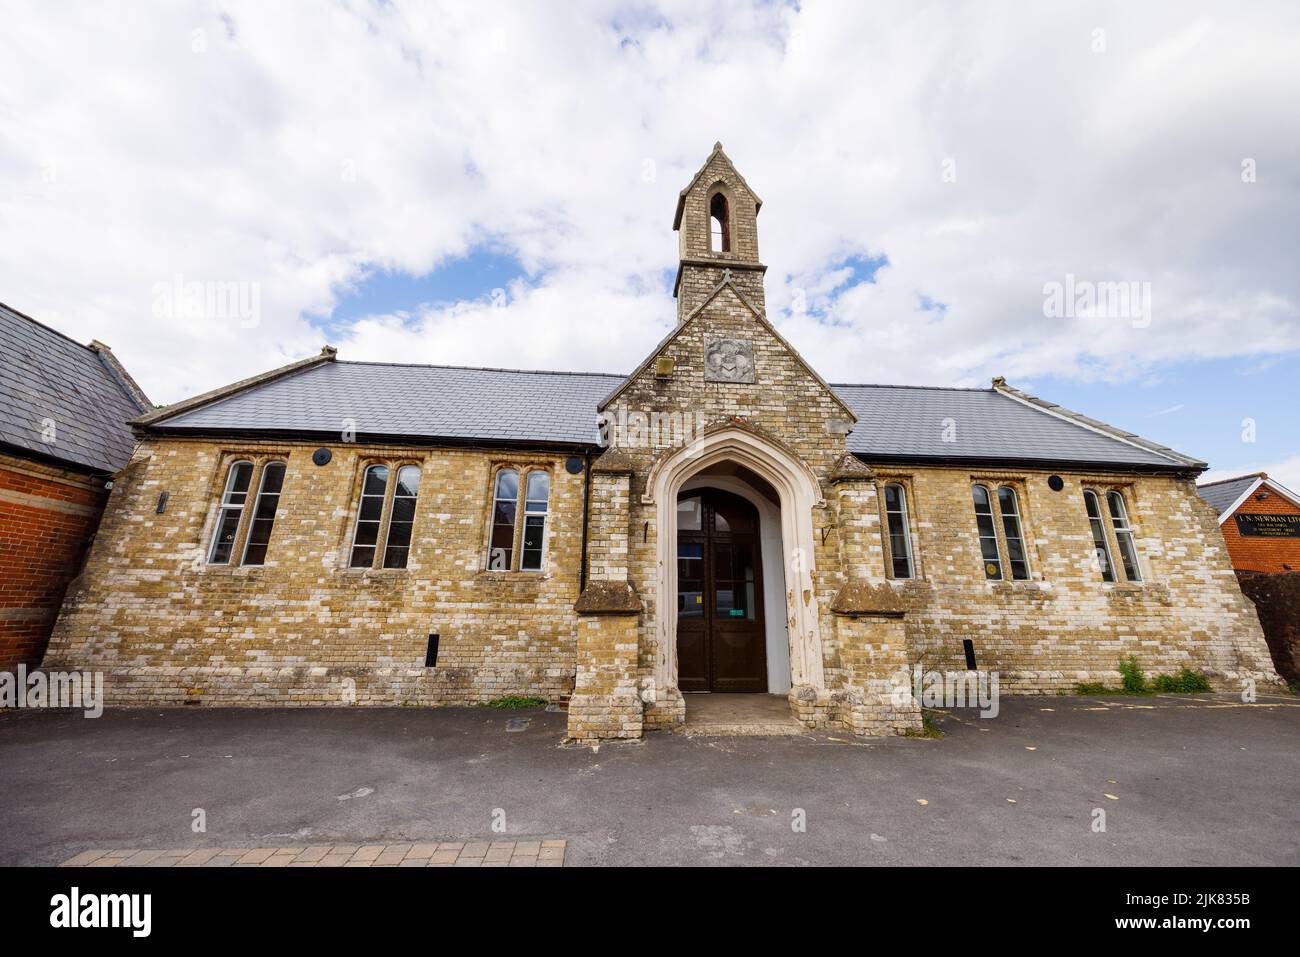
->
[5, 694, 1298, 866]
[60, 840, 565, 867]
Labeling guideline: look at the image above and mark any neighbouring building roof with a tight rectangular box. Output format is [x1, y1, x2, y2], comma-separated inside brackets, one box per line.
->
[0, 301, 150, 474]
[148, 354, 1197, 471]
[1198, 473, 1300, 520]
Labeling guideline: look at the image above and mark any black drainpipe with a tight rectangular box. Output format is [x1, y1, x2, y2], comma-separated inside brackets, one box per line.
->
[578, 450, 593, 592]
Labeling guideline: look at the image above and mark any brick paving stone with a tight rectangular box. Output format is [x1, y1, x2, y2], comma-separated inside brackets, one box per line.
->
[236, 848, 277, 865]
[61, 840, 567, 868]
[61, 849, 110, 867]
[350, 845, 384, 863]
[178, 849, 220, 866]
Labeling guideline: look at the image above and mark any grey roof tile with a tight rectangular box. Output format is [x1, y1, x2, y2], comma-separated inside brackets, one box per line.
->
[1197, 475, 1260, 516]
[0, 302, 148, 473]
[158, 359, 1191, 470]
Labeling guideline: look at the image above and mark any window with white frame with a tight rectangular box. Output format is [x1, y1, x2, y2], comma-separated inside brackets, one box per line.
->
[1105, 489, 1142, 582]
[1083, 489, 1115, 582]
[347, 462, 423, 570]
[971, 484, 1003, 580]
[208, 460, 254, 564]
[882, 482, 915, 579]
[996, 485, 1030, 580]
[206, 458, 287, 566]
[241, 461, 286, 566]
[487, 466, 551, 572]
[972, 482, 1032, 581]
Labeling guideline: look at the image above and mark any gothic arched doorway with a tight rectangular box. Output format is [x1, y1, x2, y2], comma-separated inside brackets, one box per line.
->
[675, 488, 767, 693]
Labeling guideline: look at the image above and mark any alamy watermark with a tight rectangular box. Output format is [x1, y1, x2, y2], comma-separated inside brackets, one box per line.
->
[890, 664, 1000, 718]
[598, 406, 707, 454]
[152, 273, 261, 328]
[0, 665, 103, 717]
[1043, 273, 1151, 328]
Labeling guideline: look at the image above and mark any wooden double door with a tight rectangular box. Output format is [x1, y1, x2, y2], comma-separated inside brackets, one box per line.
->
[676, 489, 767, 693]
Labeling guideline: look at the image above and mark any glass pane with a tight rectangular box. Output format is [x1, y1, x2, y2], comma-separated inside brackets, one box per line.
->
[712, 499, 754, 534]
[226, 461, 253, 499]
[678, 583, 704, 617]
[494, 500, 516, 526]
[525, 471, 549, 511]
[389, 497, 416, 525]
[241, 463, 285, 567]
[350, 545, 375, 568]
[359, 496, 384, 521]
[677, 496, 702, 531]
[1084, 492, 1114, 581]
[972, 484, 991, 511]
[363, 465, 389, 496]
[382, 547, 409, 570]
[494, 469, 519, 501]
[884, 484, 902, 511]
[258, 462, 286, 495]
[353, 521, 379, 547]
[521, 514, 545, 570]
[208, 509, 241, 564]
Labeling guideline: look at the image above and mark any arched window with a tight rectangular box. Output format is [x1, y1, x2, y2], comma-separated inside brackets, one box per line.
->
[882, 483, 914, 579]
[520, 471, 550, 571]
[996, 486, 1030, 580]
[1083, 490, 1115, 582]
[971, 484, 1001, 580]
[709, 191, 730, 252]
[241, 461, 286, 566]
[207, 460, 254, 564]
[382, 465, 421, 569]
[1106, 490, 1142, 582]
[349, 464, 390, 567]
[488, 468, 519, 570]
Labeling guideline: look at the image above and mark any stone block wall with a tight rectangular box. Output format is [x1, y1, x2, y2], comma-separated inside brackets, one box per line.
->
[866, 465, 1279, 692]
[45, 438, 587, 706]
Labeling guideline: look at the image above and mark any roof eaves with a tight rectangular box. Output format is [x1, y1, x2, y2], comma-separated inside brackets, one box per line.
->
[133, 346, 339, 428]
[990, 377, 1205, 470]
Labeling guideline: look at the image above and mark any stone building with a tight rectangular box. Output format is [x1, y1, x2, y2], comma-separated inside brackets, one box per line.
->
[0, 302, 150, 670]
[45, 145, 1280, 739]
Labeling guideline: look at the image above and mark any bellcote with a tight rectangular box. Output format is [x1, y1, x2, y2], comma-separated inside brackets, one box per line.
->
[672, 142, 767, 322]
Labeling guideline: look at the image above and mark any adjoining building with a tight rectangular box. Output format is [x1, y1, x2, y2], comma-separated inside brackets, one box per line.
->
[1198, 472, 1300, 683]
[44, 145, 1281, 738]
[0, 302, 150, 670]
[1197, 472, 1300, 573]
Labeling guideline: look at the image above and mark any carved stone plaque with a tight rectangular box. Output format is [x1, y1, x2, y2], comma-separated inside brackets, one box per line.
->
[704, 338, 755, 383]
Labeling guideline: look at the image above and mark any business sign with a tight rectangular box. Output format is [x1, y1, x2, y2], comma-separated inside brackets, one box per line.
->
[1234, 513, 1300, 538]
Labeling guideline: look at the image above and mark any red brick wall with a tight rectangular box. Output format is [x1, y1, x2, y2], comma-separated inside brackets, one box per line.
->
[0, 458, 108, 669]
[1219, 486, 1300, 573]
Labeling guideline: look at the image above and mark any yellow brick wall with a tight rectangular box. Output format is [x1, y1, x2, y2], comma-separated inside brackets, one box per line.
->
[45, 439, 587, 706]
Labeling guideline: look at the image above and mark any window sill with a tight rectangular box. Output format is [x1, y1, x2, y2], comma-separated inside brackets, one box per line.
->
[335, 566, 411, 577]
[475, 570, 550, 582]
[986, 579, 1053, 594]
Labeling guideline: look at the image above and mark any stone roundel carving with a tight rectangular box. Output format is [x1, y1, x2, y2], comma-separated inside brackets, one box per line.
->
[704, 338, 755, 383]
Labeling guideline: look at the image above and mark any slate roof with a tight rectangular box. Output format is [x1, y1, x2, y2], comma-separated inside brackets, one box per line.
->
[833, 383, 1189, 468]
[160, 361, 627, 447]
[1197, 474, 1265, 517]
[0, 302, 149, 474]
[153, 357, 1196, 471]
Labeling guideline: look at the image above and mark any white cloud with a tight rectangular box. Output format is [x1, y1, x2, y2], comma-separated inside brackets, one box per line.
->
[0, 1, 1297, 404]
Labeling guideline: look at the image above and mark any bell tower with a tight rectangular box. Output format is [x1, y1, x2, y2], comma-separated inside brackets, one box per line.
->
[673, 142, 766, 323]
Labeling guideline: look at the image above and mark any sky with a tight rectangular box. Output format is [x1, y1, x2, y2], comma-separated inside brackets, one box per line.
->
[1, 1, 1297, 487]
